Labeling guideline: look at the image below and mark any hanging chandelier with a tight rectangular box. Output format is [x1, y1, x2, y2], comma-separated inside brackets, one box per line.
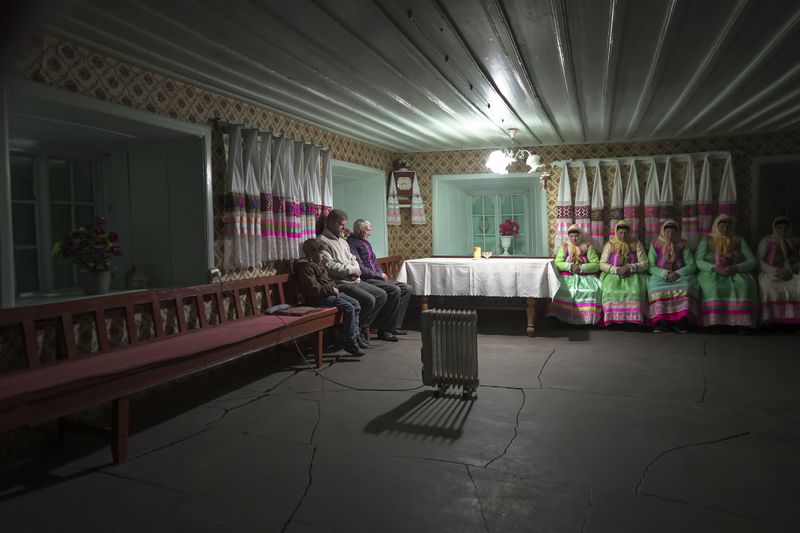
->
[485, 128, 548, 184]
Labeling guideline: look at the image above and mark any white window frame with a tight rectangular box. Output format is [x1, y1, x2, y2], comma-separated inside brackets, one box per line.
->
[1, 79, 214, 308]
[468, 190, 531, 255]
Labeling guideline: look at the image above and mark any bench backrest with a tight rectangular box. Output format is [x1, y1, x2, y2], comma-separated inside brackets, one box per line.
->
[376, 255, 404, 281]
[0, 275, 294, 373]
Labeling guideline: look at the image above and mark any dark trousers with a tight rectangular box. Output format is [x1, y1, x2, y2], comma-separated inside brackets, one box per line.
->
[365, 279, 411, 331]
[338, 282, 387, 330]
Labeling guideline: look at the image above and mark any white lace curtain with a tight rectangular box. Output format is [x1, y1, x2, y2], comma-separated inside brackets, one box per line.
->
[556, 151, 733, 251]
[222, 124, 332, 268]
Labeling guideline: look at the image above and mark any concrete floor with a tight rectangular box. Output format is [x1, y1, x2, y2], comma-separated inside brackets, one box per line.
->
[1, 313, 799, 532]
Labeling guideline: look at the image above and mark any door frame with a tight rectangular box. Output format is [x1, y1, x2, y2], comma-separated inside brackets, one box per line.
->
[330, 159, 388, 256]
[750, 154, 800, 245]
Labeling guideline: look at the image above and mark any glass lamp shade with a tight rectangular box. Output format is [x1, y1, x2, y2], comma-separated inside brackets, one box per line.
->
[486, 149, 514, 174]
[525, 153, 542, 173]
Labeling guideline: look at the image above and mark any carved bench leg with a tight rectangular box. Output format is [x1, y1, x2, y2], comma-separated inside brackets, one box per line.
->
[526, 298, 535, 337]
[112, 397, 130, 464]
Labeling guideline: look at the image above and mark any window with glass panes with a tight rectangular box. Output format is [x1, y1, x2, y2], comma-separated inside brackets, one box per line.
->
[9, 153, 97, 294]
[470, 192, 529, 255]
[471, 194, 496, 254]
[500, 193, 528, 255]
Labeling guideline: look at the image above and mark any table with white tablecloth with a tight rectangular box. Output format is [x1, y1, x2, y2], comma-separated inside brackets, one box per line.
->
[396, 257, 560, 336]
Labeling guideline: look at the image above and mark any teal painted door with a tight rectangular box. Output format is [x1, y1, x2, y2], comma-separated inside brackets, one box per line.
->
[331, 161, 388, 258]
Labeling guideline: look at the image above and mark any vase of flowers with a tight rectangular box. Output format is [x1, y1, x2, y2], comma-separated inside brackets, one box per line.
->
[52, 217, 123, 295]
[499, 219, 520, 256]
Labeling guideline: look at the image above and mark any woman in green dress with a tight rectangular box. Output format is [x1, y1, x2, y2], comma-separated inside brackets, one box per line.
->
[548, 224, 602, 325]
[647, 219, 698, 333]
[695, 214, 757, 328]
[599, 220, 649, 325]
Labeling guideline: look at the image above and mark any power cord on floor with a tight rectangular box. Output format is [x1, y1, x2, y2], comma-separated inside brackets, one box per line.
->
[270, 312, 425, 392]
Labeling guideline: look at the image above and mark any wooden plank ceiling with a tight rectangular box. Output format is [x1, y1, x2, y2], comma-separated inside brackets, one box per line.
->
[35, 0, 800, 152]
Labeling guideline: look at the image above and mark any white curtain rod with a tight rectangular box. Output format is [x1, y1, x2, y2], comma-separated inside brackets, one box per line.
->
[215, 119, 329, 151]
[551, 150, 731, 168]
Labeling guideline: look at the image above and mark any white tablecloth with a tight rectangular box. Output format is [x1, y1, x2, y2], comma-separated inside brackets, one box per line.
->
[397, 257, 560, 299]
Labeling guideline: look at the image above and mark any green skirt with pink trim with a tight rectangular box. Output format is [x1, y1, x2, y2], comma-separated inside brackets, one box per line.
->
[697, 271, 757, 327]
[646, 274, 698, 324]
[600, 272, 648, 325]
[548, 273, 603, 325]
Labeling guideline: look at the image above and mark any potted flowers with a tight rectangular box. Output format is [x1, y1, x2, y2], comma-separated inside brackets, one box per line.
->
[499, 219, 520, 256]
[52, 217, 123, 294]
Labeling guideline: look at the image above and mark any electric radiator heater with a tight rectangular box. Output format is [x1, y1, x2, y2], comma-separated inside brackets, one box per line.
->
[420, 309, 479, 399]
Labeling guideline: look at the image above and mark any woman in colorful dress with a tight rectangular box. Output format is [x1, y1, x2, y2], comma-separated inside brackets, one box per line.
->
[548, 224, 602, 325]
[695, 214, 757, 328]
[599, 220, 649, 325]
[647, 219, 697, 333]
[757, 216, 800, 326]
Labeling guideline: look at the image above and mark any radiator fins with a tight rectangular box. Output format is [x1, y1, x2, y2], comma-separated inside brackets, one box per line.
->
[420, 309, 478, 399]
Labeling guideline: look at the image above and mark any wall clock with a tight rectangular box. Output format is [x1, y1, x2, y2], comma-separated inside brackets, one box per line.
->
[392, 170, 416, 207]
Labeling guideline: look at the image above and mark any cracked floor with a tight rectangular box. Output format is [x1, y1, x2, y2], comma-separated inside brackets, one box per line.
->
[1, 313, 799, 533]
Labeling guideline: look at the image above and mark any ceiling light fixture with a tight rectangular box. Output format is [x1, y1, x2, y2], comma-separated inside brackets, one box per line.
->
[485, 128, 550, 186]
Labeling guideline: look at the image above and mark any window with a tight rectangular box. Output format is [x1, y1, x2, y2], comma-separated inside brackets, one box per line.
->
[470, 192, 529, 255]
[432, 172, 547, 257]
[10, 153, 99, 295]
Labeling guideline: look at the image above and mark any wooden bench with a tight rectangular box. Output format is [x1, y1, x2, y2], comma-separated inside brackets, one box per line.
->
[376, 255, 405, 281]
[0, 274, 337, 464]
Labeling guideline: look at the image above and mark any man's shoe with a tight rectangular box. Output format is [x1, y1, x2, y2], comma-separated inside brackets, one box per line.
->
[377, 331, 399, 342]
[344, 342, 366, 356]
[391, 329, 408, 335]
[357, 335, 370, 348]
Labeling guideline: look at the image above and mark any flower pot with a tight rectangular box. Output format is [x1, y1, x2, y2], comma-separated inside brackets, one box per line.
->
[78, 270, 112, 295]
[500, 235, 513, 256]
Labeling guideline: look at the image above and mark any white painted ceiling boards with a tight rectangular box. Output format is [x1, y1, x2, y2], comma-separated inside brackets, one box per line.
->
[33, 0, 800, 152]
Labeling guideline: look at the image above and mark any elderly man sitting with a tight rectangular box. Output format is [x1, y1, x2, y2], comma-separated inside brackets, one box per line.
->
[318, 209, 398, 344]
[347, 219, 411, 336]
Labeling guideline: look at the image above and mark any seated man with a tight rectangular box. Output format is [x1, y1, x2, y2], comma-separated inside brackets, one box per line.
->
[347, 218, 411, 335]
[294, 238, 365, 356]
[318, 209, 398, 343]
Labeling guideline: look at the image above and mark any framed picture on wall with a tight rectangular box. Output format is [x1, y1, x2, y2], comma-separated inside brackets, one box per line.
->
[392, 170, 415, 208]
